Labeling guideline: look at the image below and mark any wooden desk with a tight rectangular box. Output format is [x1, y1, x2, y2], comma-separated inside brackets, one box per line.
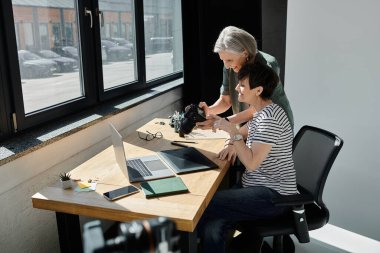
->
[32, 118, 229, 253]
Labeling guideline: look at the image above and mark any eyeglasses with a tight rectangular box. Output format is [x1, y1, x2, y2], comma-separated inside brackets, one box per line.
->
[138, 131, 163, 141]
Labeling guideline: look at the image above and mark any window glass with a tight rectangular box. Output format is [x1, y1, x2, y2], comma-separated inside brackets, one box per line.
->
[2, 0, 183, 138]
[12, 1, 83, 114]
[144, 0, 183, 81]
[65, 23, 74, 46]
[99, 0, 137, 90]
[23, 23, 34, 50]
[52, 23, 61, 48]
[39, 24, 49, 49]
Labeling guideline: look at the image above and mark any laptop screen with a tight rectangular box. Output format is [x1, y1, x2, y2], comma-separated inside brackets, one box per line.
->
[109, 123, 130, 179]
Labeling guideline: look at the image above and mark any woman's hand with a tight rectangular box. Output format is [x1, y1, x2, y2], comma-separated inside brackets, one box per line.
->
[213, 117, 239, 136]
[196, 102, 214, 129]
[196, 114, 220, 130]
[218, 144, 237, 164]
[198, 101, 210, 115]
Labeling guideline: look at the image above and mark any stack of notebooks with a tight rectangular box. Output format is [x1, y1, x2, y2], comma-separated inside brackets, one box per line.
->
[140, 177, 189, 198]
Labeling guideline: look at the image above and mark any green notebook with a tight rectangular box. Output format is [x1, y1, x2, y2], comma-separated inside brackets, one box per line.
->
[140, 177, 189, 199]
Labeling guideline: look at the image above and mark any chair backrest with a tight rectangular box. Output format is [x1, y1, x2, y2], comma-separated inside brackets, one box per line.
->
[293, 126, 344, 208]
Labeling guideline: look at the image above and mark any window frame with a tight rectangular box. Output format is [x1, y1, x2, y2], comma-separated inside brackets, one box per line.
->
[0, 0, 183, 140]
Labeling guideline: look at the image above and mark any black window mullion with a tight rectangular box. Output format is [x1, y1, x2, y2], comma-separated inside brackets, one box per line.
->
[134, 0, 147, 86]
[0, 69, 12, 139]
[0, 1, 13, 139]
[1, 0, 25, 133]
[78, 0, 99, 102]
[92, 0, 107, 101]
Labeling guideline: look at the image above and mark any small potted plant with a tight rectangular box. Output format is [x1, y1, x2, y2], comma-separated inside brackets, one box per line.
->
[59, 172, 72, 189]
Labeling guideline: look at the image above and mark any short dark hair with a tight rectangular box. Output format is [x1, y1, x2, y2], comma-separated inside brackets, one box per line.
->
[238, 62, 279, 99]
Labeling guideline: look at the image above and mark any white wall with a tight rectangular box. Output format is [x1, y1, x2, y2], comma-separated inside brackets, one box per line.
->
[0, 88, 182, 253]
[286, 0, 380, 241]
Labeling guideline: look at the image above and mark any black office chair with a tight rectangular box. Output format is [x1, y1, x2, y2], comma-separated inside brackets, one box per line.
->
[236, 125, 344, 253]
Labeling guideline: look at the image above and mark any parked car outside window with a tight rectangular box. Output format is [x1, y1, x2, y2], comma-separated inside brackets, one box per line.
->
[101, 40, 132, 61]
[106, 37, 134, 50]
[38, 50, 77, 72]
[18, 50, 57, 79]
[59, 46, 79, 61]
[149, 37, 173, 53]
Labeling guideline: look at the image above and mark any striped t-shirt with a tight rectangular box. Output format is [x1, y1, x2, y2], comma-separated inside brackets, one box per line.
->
[242, 103, 297, 195]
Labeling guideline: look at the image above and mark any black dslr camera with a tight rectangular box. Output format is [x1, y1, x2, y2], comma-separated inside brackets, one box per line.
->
[83, 217, 180, 253]
[179, 104, 206, 137]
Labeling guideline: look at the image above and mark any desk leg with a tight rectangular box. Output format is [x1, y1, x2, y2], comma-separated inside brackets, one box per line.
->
[56, 212, 83, 253]
[179, 231, 198, 253]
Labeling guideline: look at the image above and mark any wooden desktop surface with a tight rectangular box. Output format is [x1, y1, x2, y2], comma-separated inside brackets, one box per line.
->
[32, 118, 229, 232]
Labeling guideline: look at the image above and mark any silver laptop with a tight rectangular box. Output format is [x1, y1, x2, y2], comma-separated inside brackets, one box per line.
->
[108, 123, 175, 182]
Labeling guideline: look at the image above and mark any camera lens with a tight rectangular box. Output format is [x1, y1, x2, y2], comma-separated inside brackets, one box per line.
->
[179, 118, 195, 136]
[178, 104, 206, 137]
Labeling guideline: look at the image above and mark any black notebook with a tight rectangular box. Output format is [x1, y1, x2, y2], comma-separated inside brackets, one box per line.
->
[158, 147, 218, 174]
[141, 177, 189, 198]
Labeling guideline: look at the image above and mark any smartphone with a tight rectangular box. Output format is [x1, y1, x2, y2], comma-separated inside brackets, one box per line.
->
[103, 185, 139, 201]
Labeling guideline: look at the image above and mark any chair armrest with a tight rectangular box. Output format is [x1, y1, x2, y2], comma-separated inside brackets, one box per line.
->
[272, 194, 314, 207]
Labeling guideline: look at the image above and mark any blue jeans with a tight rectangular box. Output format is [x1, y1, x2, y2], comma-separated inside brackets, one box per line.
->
[197, 185, 287, 253]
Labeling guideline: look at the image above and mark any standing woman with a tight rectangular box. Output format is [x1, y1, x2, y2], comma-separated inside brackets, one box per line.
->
[197, 26, 294, 130]
[197, 61, 297, 253]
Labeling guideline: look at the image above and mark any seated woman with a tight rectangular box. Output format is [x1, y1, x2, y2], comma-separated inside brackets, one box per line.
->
[197, 61, 297, 253]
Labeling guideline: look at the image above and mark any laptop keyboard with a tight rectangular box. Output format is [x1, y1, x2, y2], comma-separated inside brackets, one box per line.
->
[128, 159, 153, 177]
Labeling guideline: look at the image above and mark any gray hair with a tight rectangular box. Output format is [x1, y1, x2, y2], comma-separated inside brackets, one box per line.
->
[213, 26, 257, 63]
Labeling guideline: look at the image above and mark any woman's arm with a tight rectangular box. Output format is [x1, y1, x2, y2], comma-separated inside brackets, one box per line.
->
[199, 95, 232, 115]
[216, 118, 272, 171]
[232, 139, 272, 171]
[197, 96, 256, 129]
[217, 123, 248, 164]
[226, 106, 256, 125]
[197, 95, 232, 129]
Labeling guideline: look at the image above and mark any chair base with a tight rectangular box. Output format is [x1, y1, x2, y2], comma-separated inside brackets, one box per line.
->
[228, 233, 295, 253]
[271, 235, 295, 253]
